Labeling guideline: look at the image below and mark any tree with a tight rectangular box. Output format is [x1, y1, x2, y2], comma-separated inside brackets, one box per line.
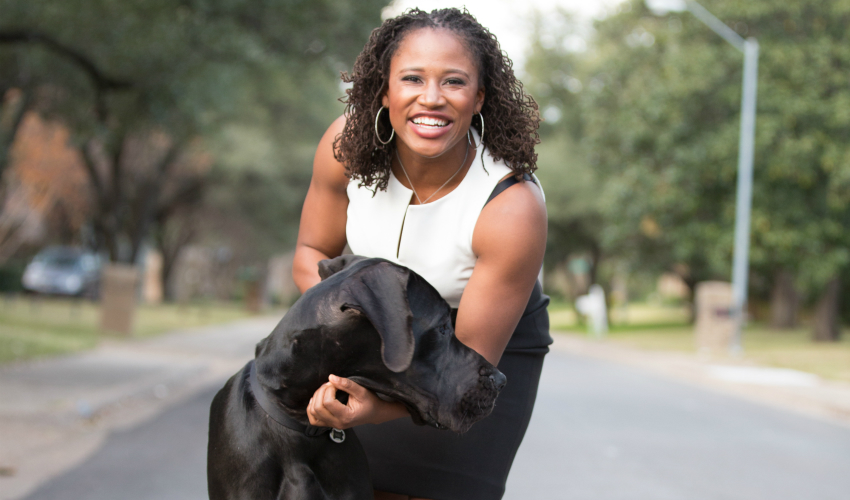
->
[562, 0, 850, 338]
[0, 112, 90, 264]
[524, 11, 607, 299]
[0, 0, 387, 269]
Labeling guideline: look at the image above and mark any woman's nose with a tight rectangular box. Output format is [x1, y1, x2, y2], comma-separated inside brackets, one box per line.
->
[419, 80, 445, 107]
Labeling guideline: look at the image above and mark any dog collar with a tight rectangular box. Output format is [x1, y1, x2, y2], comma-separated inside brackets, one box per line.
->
[248, 360, 346, 443]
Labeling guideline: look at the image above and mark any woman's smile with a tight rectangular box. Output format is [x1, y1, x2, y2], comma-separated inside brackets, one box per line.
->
[409, 112, 454, 139]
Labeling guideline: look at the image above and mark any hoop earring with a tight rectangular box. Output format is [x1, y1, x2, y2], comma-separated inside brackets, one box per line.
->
[468, 112, 485, 147]
[375, 106, 394, 145]
[478, 112, 484, 147]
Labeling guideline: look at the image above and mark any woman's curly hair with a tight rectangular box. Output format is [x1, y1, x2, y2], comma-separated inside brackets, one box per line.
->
[334, 7, 540, 190]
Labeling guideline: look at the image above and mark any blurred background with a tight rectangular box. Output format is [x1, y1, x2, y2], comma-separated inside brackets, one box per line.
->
[2, 0, 847, 371]
[1, 0, 849, 499]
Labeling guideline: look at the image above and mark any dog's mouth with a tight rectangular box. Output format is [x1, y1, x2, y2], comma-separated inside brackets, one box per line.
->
[347, 376, 454, 430]
[386, 394, 453, 431]
[346, 373, 501, 433]
[407, 397, 496, 434]
[415, 409, 450, 430]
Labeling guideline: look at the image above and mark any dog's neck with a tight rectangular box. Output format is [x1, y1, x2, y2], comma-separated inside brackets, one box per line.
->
[255, 323, 387, 424]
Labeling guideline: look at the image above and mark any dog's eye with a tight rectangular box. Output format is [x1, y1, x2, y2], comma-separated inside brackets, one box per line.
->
[439, 325, 450, 336]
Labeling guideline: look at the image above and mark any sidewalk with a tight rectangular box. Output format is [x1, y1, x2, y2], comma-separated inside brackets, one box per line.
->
[0, 315, 280, 500]
[550, 332, 850, 428]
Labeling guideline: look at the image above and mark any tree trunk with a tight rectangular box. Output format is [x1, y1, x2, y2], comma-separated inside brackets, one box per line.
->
[0, 88, 30, 181]
[813, 277, 841, 342]
[770, 270, 799, 329]
[155, 208, 198, 302]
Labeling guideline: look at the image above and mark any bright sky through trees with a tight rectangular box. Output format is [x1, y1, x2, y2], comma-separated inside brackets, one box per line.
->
[384, 0, 626, 72]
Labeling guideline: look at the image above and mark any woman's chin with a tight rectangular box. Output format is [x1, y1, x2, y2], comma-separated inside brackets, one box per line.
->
[400, 133, 467, 159]
[407, 146, 453, 159]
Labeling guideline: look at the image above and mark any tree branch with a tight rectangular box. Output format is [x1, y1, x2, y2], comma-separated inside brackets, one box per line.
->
[0, 30, 133, 120]
[156, 177, 205, 221]
[0, 31, 132, 90]
[80, 140, 107, 209]
[128, 143, 182, 262]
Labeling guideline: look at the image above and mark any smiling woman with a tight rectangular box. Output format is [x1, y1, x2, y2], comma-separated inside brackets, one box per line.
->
[292, 7, 550, 500]
[332, 8, 541, 194]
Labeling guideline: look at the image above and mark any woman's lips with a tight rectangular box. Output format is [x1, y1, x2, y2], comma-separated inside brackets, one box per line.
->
[408, 118, 453, 139]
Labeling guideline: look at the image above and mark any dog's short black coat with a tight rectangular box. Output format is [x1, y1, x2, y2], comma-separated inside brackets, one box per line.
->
[207, 256, 506, 500]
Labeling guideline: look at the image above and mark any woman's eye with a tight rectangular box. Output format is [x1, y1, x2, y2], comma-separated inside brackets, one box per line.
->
[445, 78, 465, 85]
[402, 75, 422, 83]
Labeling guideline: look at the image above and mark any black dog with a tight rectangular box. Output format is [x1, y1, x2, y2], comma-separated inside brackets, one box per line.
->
[207, 256, 506, 499]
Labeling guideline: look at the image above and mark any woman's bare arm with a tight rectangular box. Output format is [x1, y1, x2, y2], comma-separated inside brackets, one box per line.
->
[292, 116, 350, 293]
[456, 179, 547, 366]
[298, 116, 410, 428]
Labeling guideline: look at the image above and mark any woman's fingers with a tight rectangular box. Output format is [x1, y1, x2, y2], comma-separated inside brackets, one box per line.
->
[307, 375, 389, 429]
[328, 374, 369, 399]
[308, 382, 337, 426]
[308, 380, 352, 428]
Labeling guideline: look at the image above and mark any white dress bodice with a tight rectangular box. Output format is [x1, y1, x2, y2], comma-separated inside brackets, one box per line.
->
[345, 145, 512, 308]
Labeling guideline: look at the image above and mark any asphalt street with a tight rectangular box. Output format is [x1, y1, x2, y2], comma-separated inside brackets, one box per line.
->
[23, 349, 850, 500]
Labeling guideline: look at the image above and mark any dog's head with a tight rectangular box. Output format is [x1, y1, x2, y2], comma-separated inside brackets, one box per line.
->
[254, 255, 505, 433]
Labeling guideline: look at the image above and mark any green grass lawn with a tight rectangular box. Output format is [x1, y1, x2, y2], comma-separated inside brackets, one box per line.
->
[0, 295, 260, 364]
[550, 301, 850, 383]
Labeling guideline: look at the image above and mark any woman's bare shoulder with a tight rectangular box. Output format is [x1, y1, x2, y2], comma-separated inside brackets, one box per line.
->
[472, 179, 547, 265]
[312, 115, 349, 192]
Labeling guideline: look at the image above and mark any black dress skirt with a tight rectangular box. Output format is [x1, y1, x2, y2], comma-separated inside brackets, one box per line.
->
[355, 280, 552, 500]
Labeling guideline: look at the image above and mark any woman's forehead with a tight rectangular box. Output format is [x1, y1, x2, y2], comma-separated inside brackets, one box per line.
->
[391, 27, 478, 74]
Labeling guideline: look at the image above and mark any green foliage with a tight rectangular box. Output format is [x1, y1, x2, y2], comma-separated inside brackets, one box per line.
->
[0, 260, 25, 292]
[528, 0, 850, 305]
[1, 0, 381, 134]
[524, 11, 604, 275]
[0, 0, 388, 259]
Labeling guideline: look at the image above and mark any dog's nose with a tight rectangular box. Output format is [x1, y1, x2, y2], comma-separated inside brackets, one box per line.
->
[488, 372, 506, 391]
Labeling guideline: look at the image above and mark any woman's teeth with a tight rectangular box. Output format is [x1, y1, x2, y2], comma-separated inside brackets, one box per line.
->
[412, 117, 448, 127]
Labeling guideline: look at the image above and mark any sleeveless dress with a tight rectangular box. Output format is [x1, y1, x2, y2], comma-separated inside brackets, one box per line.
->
[346, 142, 552, 500]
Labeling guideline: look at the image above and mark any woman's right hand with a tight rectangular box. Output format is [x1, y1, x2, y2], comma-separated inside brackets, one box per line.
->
[307, 375, 408, 429]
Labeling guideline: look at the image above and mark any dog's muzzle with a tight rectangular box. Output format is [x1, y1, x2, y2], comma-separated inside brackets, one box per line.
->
[420, 367, 506, 433]
[482, 367, 507, 392]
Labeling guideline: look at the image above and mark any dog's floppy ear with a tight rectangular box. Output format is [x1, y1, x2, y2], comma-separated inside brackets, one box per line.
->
[340, 262, 414, 373]
[318, 255, 369, 281]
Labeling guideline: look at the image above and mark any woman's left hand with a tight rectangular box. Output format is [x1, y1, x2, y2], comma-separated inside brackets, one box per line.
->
[307, 375, 408, 429]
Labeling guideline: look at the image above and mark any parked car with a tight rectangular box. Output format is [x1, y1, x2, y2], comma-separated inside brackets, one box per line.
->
[21, 246, 102, 298]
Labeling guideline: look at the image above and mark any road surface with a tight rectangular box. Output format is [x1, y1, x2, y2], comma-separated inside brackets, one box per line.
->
[23, 349, 850, 500]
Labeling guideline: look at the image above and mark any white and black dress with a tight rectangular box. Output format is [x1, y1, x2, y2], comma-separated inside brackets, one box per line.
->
[346, 140, 552, 500]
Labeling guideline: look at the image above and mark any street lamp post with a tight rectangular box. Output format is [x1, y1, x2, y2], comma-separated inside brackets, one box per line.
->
[645, 0, 759, 353]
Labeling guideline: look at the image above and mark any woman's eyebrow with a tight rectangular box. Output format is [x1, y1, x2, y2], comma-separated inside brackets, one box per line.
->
[398, 67, 471, 79]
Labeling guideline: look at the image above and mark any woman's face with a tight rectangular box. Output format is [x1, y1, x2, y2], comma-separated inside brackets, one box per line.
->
[382, 28, 485, 160]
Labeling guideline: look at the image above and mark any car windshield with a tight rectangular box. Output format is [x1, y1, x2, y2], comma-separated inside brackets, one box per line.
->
[34, 250, 84, 268]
